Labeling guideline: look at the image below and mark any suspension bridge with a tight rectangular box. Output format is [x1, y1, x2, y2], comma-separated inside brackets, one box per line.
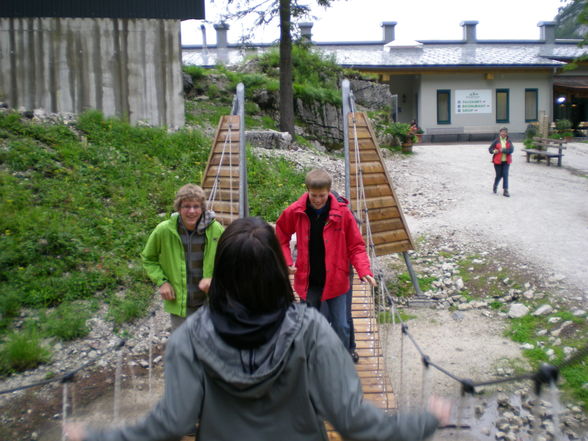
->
[1, 81, 585, 441]
[195, 80, 418, 440]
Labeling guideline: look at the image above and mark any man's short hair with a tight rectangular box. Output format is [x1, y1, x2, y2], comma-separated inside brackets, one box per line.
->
[305, 169, 332, 190]
[174, 184, 207, 212]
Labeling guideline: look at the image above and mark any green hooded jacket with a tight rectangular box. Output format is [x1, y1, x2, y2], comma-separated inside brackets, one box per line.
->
[141, 212, 224, 317]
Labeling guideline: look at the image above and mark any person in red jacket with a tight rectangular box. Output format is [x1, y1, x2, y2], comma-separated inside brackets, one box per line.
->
[276, 169, 376, 360]
[489, 127, 514, 197]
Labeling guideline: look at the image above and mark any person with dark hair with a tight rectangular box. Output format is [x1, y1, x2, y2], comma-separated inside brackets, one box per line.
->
[64, 217, 451, 441]
[141, 184, 224, 332]
[276, 169, 376, 362]
[489, 127, 514, 197]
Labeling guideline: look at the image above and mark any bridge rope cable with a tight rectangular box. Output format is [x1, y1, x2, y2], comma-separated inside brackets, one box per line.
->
[346, 108, 588, 431]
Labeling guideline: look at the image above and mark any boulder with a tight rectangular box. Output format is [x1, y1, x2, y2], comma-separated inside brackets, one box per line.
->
[508, 303, 529, 318]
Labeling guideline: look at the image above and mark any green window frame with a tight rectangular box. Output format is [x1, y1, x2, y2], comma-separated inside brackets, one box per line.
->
[525, 88, 538, 122]
[496, 88, 509, 123]
[437, 90, 451, 124]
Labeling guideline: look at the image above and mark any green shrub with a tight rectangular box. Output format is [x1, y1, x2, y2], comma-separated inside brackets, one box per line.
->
[42, 303, 90, 341]
[0, 330, 51, 374]
[183, 65, 207, 81]
[256, 44, 343, 106]
[0, 291, 21, 329]
[107, 286, 153, 328]
[555, 119, 572, 131]
[247, 152, 307, 222]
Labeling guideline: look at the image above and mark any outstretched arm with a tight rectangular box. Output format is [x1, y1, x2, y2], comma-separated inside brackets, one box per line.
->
[308, 317, 445, 441]
[80, 330, 204, 441]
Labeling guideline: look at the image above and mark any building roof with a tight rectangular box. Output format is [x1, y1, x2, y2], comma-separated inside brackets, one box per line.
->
[183, 41, 587, 70]
[182, 20, 588, 71]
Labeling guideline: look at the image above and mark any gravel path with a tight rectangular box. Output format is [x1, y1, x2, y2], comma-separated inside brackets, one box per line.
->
[390, 141, 588, 301]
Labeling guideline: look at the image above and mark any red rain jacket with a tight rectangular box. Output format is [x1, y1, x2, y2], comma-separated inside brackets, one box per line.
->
[276, 192, 373, 301]
[489, 137, 514, 164]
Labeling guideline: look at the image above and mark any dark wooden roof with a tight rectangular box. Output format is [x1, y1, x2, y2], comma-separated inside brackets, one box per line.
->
[0, 0, 204, 19]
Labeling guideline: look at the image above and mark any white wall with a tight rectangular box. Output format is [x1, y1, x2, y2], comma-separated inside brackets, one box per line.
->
[419, 72, 552, 135]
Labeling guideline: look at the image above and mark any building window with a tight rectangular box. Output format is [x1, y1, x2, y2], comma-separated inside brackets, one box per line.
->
[525, 89, 538, 122]
[437, 90, 450, 124]
[496, 89, 509, 123]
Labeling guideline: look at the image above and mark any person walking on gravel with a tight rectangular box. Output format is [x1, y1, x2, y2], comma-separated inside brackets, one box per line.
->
[489, 127, 514, 197]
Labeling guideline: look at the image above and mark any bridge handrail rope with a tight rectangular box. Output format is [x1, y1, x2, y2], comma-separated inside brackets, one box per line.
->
[342, 79, 587, 436]
[347, 94, 392, 409]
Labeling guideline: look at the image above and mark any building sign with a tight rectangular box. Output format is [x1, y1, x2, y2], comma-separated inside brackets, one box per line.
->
[455, 89, 492, 114]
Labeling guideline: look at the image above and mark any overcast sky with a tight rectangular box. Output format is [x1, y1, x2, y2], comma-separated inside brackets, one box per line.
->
[181, 0, 570, 46]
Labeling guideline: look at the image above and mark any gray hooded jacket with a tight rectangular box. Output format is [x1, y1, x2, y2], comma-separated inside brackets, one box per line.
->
[88, 303, 438, 441]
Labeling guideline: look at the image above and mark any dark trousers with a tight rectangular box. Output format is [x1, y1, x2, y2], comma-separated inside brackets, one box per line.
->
[493, 162, 510, 190]
[306, 286, 350, 350]
[345, 270, 356, 351]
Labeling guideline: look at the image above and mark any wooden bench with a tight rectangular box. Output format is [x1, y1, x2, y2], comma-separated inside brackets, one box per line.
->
[522, 137, 567, 167]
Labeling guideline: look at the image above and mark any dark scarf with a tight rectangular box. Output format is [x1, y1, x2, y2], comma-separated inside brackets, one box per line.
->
[210, 298, 287, 349]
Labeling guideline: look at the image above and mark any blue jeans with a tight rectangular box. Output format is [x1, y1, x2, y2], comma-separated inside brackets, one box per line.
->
[493, 163, 510, 190]
[307, 286, 350, 350]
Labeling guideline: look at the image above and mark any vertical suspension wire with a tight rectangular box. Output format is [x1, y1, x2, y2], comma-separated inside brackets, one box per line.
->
[420, 360, 431, 408]
[399, 325, 406, 411]
[148, 312, 154, 395]
[455, 383, 465, 430]
[548, 380, 563, 441]
[531, 385, 544, 441]
[70, 382, 77, 421]
[61, 382, 68, 441]
[113, 349, 123, 422]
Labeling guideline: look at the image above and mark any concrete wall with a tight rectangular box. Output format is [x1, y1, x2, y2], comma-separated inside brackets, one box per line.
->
[419, 72, 552, 140]
[0, 17, 185, 128]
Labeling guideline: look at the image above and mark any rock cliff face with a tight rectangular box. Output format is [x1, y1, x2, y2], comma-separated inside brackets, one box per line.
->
[349, 79, 394, 111]
[187, 75, 393, 150]
[294, 79, 393, 149]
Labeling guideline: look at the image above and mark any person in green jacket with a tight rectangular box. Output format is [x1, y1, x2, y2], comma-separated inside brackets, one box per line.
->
[141, 184, 224, 332]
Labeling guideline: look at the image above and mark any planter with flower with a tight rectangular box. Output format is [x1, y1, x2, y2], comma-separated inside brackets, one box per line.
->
[383, 122, 416, 153]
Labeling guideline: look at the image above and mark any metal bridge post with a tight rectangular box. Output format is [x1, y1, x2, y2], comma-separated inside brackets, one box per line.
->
[402, 251, 423, 296]
[235, 83, 248, 218]
[342, 79, 351, 199]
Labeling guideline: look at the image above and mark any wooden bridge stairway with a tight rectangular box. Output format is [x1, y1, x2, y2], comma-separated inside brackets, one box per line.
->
[347, 112, 415, 255]
[200, 115, 242, 227]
